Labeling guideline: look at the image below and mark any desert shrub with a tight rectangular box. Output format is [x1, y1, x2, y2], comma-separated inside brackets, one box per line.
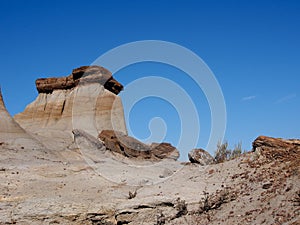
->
[175, 198, 188, 218]
[214, 141, 244, 163]
[214, 141, 231, 163]
[156, 210, 165, 225]
[200, 191, 210, 212]
[229, 142, 242, 160]
[128, 190, 137, 199]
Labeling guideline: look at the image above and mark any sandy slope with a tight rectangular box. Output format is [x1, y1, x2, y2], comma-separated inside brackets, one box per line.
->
[0, 135, 299, 225]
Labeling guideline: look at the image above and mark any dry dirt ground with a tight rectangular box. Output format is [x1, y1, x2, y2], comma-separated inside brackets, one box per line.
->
[0, 136, 299, 225]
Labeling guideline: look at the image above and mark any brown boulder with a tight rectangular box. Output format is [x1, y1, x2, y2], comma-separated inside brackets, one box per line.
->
[253, 136, 300, 160]
[150, 142, 180, 160]
[36, 65, 123, 95]
[188, 148, 215, 165]
[99, 130, 179, 161]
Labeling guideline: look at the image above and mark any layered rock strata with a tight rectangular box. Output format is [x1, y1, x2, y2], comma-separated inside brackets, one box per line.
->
[0, 88, 43, 149]
[253, 135, 300, 161]
[14, 66, 127, 150]
[36, 65, 123, 95]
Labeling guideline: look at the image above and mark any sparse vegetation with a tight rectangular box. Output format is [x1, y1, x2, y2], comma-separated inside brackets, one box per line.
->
[291, 190, 300, 206]
[175, 198, 188, 218]
[156, 210, 165, 225]
[128, 190, 137, 199]
[230, 142, 242, 160]
[199, 189, 231, 213]
[214, 141, 245, 163]
[200, 191, 210, 213]
[214, 141, 231, 163]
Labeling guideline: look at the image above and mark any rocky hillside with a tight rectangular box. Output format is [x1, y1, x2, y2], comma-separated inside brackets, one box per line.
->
[0, 67, 299, 224]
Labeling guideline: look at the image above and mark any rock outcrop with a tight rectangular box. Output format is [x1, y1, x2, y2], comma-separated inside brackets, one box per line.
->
[188, 148, 215, 165]
[14, 66, 127, 150]
[99, 130, 179, 161]
[150, 142, 180, 160]
[253, 135, 300, 160]
[36, 65, 123, 95]
[0, 88, 43, 149]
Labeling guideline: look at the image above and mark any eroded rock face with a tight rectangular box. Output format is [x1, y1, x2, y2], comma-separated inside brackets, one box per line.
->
[253, 135, 300, 160]
[36, 65, 123, 95]
[73, 129, 105, 151]
[150, 142, 180, 160]
[99, 130, 179, 160]
[188, 148, 215, 165]
[0, 89, 43, 149]
[14, 66, 127, 150]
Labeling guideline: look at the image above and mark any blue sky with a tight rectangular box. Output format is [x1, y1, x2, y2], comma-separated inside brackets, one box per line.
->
[0, 0, 299, 157]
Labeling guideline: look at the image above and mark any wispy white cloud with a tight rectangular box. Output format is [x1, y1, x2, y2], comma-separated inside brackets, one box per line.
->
[276, 94, 296, 104]
[242, 95, 256, 101]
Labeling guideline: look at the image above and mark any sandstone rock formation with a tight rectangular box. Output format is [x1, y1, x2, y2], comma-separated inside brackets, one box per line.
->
[36, 65, 123, 95]
[0, 88, 43, 149]
[253, 135, 300, 160]
[14, 66, 127, 150]
[188, 148, 215, 165]
[150, 142, 180, 160]
[99, 130, 179, 161]
[1, 66, 300, 224]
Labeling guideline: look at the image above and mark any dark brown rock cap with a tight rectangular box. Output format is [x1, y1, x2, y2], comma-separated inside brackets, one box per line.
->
[99, 130, 180, 161]
[36, 66, 123, 95]
[253, 136, 300, 150]
[252, 135, 300, 161]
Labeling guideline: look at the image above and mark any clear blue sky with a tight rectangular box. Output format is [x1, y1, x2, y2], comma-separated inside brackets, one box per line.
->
[0, 0, 299, 156]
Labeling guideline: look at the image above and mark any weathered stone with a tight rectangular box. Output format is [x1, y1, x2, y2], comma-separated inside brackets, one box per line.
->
[36, 65, 123, 95]
[150, 142, 180, 160]
[0, 88, 43, 149]
[14, 67, 127, 150]
[73, 129, 105, 150]
[252, 135, 300, 160]
[188, 148, 215, 165]
[99, 130, 152, 159]
[253, 136, 300, 150]
[99, 130, 179, 160]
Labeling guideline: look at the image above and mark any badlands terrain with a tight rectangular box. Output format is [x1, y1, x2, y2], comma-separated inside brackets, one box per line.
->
[0, 66, 299, 224]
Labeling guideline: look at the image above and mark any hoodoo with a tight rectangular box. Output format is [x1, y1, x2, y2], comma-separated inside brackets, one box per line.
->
[14, 66, 127, 150]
